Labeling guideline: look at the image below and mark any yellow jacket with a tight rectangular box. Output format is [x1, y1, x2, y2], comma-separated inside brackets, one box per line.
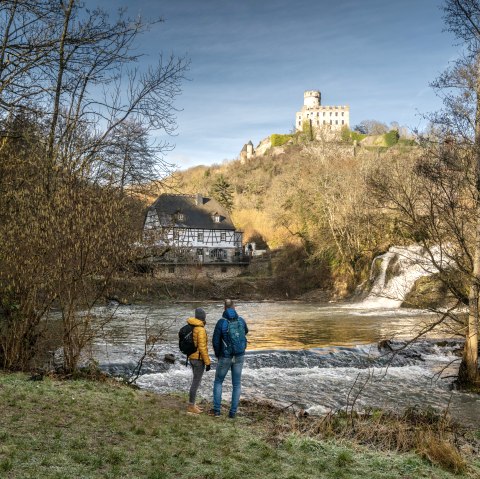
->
[187, 317, 211, 366]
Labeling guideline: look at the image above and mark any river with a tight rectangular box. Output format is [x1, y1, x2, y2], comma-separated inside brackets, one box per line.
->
[92, 301, 480, 425]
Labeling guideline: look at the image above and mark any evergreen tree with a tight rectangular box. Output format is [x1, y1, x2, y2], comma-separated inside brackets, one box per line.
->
[209, 174, 234, 212]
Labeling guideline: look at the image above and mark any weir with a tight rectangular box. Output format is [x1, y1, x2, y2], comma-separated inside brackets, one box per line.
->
[362, 245, 444, 308]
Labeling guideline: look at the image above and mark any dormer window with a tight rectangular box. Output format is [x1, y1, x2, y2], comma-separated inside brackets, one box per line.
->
[177, 213, 185, 222]
[213, 214, 221, 223]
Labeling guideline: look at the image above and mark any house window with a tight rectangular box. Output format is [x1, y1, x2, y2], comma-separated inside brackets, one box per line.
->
[220, 232, 226, 241]
[168, 266, 175, 274]
[173, 230, 179, 240]
[197, 232, 204, 242]
[177, 213, 184, 222]
[214, 215, 221, 223]
[197, 248, 203, 256]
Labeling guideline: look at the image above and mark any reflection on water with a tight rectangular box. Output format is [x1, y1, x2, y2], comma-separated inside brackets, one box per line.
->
[91, 301, 480, 426]
[95, 301, 441, 351]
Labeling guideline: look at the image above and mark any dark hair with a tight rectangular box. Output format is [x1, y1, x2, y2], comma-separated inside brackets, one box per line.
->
[224, 299, 234, 309]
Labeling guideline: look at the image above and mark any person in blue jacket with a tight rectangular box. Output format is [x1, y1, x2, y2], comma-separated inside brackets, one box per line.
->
[211, 299, 249, 418]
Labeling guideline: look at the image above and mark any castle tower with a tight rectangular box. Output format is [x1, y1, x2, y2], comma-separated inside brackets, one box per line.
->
[246, 140, 254, 159]
[239, 140, 255, 164]
[304, 90, 321, 109]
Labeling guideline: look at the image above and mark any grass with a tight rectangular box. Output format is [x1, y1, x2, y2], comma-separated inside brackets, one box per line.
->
[0, 372, 479, 478]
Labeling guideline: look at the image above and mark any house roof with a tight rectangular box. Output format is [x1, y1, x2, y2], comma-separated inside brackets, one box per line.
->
[150, 194, 236, 230]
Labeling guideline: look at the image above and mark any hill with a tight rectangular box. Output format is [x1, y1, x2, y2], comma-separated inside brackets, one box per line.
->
[162, 129, 420, 296]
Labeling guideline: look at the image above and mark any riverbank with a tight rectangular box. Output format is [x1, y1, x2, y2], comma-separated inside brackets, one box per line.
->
[103, 275, 333, 304]
[1, 372, 479, 478]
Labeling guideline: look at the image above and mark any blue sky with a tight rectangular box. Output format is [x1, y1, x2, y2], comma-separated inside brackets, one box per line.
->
[93, 0, 459, 168]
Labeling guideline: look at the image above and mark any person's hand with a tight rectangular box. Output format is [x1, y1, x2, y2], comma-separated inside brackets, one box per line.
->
[205, 364, 211, 372]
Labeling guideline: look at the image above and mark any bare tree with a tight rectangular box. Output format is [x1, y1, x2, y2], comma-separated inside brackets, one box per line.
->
[0, 1, 188, 373]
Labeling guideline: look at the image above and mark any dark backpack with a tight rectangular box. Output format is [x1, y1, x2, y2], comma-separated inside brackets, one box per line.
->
[179, 324, 197, 356]
[226, 318, 247, 355]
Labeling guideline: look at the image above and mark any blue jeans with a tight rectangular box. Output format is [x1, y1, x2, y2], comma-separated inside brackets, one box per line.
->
[213, 355, 245, 415]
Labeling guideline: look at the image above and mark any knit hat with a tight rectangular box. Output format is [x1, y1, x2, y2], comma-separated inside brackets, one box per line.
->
[224, 299, 234, 309]
[194, 307, 206, 321]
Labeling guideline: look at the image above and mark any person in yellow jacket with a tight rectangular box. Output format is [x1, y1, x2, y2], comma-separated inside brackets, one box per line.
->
[187, 307, 211, 414]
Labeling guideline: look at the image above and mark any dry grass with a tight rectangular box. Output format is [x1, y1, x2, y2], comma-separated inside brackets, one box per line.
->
[239, 400, 477, 474]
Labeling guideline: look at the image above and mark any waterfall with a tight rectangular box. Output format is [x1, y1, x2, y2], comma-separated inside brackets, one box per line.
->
[362, 245, 444, 308]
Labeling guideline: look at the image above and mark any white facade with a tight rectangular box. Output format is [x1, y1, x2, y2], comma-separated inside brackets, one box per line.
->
[296, 90, 350, 132]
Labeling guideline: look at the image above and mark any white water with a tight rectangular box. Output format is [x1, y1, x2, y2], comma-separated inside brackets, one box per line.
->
[361, 245, 447, 308]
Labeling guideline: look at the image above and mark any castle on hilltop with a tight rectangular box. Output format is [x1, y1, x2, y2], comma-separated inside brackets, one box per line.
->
[296, 90, 349, 132]
[238, 90, 350, 163]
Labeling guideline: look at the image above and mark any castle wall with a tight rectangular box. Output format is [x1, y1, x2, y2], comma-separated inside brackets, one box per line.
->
[296, 90, 350, 132]
[296, 105, 350, 131]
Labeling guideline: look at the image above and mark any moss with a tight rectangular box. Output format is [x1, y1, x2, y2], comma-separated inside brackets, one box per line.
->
[270, 134, 293, 147]
[401, 274, 450, 309]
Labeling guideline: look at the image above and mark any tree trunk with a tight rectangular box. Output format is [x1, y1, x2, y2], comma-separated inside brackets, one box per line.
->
[458, 55, 480, 387]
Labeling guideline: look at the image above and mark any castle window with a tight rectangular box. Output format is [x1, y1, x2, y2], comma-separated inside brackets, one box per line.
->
[342, 120, 345, 125]
[330, 112, 332, 116]
[323, 112, 325, 116]
[221, 232, 226, 241]
[323, 120, 326, 125]
[335, 112, 338, 116]
[342, 112, 344, 116]
[330, 120, 332, 125]
[336, 120, 338, 125]
[197, 232, 204, 242]
[298, 121, 301, 126]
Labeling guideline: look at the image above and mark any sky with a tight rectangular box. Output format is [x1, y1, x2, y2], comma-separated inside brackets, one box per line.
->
[92, 0, 460, 169]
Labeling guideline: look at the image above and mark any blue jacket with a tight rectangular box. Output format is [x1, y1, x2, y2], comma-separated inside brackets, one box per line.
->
[212, 308, 249, 358]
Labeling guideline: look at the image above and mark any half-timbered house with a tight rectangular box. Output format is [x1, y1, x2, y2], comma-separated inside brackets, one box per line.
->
[144, 193, 246, 277]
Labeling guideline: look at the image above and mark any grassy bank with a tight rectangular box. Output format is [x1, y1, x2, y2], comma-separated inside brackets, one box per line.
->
[0, 373, 478, 479]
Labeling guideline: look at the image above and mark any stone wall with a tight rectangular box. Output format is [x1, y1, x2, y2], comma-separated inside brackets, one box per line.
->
[153, 263, 247, 280]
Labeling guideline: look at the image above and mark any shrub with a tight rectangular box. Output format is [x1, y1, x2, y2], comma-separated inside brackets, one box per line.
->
[270, 134, 293, 147]
[384, 130, 400, 147]
[341, 126, 366, 143]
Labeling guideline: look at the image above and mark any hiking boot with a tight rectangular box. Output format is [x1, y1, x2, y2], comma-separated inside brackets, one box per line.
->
[208, 409, 220, 417]
[228, 412, 236, 419]
[187, 404, 202, 415]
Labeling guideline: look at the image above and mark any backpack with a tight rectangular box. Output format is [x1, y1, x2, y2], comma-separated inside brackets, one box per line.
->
[178, 324, 197, 356]
[226, 318, 247, 355]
